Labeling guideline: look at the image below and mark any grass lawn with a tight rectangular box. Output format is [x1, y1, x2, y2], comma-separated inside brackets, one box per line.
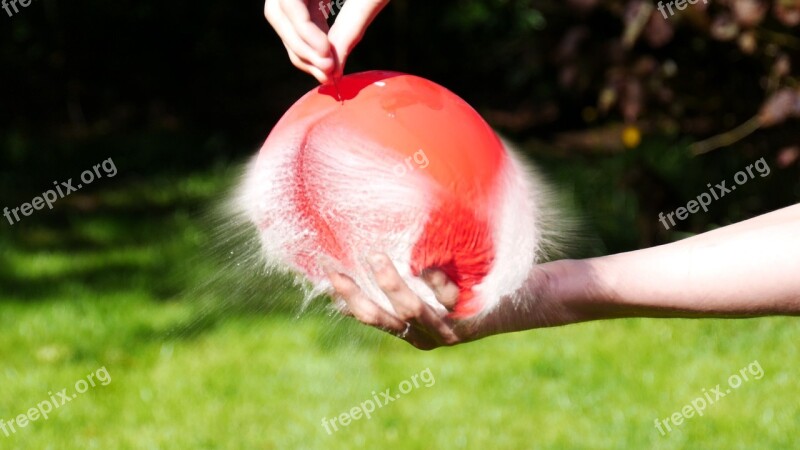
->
[1, 162, 797, 449]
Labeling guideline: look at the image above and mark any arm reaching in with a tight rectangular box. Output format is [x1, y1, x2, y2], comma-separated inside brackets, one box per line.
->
[326, 204, 800, 350]
[264, 0, 390, 83]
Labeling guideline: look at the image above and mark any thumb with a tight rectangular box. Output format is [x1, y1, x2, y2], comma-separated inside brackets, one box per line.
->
[421, 269, 460, 310]
[327, 0, 390, 73]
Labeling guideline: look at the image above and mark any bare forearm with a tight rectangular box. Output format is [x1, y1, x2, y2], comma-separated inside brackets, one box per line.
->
[565, 204, 800, 320]
[327, 203, 800, 348]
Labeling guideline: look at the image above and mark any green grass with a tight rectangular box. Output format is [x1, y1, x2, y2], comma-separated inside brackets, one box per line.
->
[1, 162, 797, 449]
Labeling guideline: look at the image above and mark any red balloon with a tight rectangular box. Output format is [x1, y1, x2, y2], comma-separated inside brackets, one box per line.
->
[239, 71, 548, 318]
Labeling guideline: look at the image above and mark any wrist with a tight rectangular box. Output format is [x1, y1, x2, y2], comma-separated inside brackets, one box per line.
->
[542, 258, 621, 323]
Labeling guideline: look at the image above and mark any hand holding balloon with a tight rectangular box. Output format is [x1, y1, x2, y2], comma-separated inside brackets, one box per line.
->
[328, 205, 800, 350]
[324, 254, 589, 350]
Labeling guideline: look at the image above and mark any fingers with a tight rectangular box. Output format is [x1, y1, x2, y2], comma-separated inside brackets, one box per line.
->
[326, 268, 438, 349]
[283, 44, 331, 84]
[307, 2, 332, 38]
[265, 0, 389, 82]
[327, 0, 390, 71]
[368, 254, 461, 346]
[325, 268, 404, 329]
[322, 252, 463, 348]
[265, 0, 335, 83]
[280, 0, 332, 54]
[421, 269, 460, 309]
[366, 254, 424, 319]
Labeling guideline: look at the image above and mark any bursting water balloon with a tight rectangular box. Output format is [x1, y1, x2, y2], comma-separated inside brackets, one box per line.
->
[238, 71, 553, 318]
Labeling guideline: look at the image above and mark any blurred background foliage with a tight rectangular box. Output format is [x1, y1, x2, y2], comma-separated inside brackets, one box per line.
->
[1, 1, 799, 448]
[1, 0, 798, 250]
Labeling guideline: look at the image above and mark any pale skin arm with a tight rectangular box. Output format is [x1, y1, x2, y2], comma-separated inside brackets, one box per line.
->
[264, 0, 391, 83]
[325, 203, 800, 350]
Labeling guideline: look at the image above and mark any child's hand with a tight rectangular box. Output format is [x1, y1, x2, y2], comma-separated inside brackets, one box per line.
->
[264, 0, 390, 84]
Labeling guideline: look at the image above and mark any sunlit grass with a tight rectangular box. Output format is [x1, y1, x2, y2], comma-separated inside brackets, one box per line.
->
[0, 163, 797, 449]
